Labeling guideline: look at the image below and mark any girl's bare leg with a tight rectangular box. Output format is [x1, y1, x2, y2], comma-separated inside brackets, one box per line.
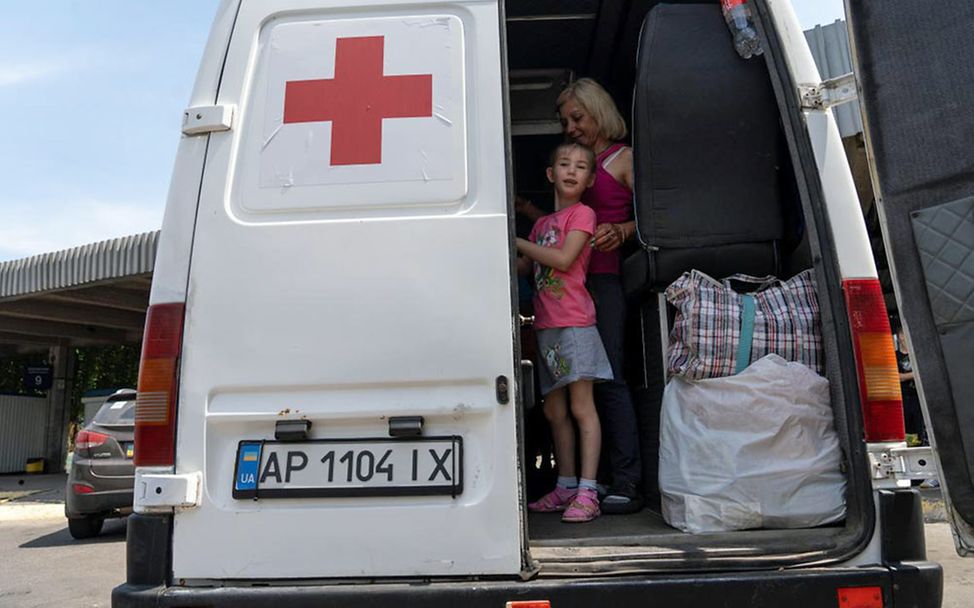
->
[543, 387, 576, 478]
[568, 380, 601, 482]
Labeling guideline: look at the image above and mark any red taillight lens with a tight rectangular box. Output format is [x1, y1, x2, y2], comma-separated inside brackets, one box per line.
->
[75, 430, 110, 451]
[72, 483, 95, 494]
[134, 303, 185, 467]
[837, 586, 884, 608]
[843, 279, 904, 443]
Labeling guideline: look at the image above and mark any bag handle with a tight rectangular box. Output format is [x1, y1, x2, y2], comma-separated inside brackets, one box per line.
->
[735, 295, 757, 374]
[723, 273, 780, 293]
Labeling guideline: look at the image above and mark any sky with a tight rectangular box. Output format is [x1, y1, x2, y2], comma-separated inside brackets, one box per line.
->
[0, 0, 845, 262]
[0, 1, 220, 261]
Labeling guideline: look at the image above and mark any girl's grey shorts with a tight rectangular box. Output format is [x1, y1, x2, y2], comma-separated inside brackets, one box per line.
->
[535, 325, 613, 395]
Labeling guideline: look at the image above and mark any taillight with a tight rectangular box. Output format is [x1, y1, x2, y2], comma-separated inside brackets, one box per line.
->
[843, 279, 904, 443]
[837, 587, 883, 608]
[74, 431, 110, 453]
[72, 483, 95, 494]
[135, 303, 186, 467]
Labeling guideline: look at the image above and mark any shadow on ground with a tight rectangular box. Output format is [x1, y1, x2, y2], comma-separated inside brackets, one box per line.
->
[20, 518, 127, 549]
[0, 473, 67, 504]
[2, 488, 65, 504]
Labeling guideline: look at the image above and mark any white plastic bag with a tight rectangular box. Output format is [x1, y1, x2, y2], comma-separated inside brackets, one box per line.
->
[659, 354, 846, 533]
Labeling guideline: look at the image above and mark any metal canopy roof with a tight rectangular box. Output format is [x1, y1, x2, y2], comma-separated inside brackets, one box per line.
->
[0, 232, 158, 355]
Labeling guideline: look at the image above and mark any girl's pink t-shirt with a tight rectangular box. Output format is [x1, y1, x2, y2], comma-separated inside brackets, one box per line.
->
[528, 203, 598, 330]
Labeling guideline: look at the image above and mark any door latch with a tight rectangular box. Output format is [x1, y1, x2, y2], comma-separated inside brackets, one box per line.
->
[134, 469, 202, 513]
[182, 104, 234, 135]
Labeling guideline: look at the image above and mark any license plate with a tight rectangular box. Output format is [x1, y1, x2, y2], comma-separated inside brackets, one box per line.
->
[232, 437, 463, 499]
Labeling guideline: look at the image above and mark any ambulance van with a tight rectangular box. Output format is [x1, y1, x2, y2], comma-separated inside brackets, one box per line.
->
[114, 0, 974, 606]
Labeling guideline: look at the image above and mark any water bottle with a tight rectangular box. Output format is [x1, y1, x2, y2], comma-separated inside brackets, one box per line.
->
[720, 0, 764, 59]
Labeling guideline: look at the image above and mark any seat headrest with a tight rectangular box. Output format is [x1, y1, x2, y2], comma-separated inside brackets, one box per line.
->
[633, 4, 785, 249]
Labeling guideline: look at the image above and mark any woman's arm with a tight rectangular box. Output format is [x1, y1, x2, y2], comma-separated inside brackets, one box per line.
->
[619, 146, 634, 191]
[516, 230, 591, 272]
[515, 196, 546, 221]
[602, 146, 634, 192]
[590, 145, 637, 251]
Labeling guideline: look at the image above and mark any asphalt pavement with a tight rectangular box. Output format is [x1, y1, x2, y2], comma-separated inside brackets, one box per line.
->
[1, 473, 972, 607]
[1, 474, 125, 607]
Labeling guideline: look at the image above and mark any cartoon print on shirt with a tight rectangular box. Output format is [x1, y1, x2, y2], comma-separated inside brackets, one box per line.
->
[538, 226, 560, 248]
[534, 227, 565, 298]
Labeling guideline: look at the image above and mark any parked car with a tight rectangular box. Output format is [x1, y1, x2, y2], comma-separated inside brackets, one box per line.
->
[65, 389, 136, 539]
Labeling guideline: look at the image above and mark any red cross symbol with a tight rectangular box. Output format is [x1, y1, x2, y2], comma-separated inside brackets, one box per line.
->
[283, 36, 433, 166]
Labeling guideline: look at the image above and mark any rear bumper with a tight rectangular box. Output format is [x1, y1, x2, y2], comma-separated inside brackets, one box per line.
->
[113, 562, 942, 608]
[65, 488, 133, 517]
[66, 463, 134, 516]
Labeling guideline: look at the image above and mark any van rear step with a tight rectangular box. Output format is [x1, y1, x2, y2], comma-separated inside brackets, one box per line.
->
[112, 563, 941, 608]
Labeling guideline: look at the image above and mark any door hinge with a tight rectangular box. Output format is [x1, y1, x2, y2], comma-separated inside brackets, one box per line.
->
[182, 104, 234, 135]
[134, 469, 202, 513]
[799, 72, 858, 110]
[868, 446, 938, 482]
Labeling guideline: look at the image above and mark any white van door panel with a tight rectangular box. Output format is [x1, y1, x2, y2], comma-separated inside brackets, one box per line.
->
[764, 0, 878, 281]
[172, 0, 522, 579]
[846, 0, 974, 554]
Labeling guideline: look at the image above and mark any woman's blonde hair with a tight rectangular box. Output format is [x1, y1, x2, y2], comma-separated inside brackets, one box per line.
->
[556, 77, 628, 141]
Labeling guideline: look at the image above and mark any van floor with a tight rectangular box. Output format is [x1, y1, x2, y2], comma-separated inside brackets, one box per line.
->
[528, 508, 675, 546]
[530, 511, 848, 567]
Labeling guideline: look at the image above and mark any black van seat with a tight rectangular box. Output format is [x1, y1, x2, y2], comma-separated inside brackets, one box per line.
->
[622, 3, 785, 297]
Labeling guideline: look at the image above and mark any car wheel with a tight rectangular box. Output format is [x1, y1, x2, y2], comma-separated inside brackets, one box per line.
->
[68, 515, 105, 539]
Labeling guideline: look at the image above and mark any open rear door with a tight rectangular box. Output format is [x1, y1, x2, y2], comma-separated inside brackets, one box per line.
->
[169, 0, 524, 580]
[845, 0, 974, 554]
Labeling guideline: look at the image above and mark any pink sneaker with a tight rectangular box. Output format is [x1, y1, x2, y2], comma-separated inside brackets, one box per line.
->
[528, 486, 576, 512]
[562, 488, 601, 523]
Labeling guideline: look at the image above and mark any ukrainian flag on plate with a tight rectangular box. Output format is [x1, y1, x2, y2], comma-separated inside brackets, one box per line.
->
[235, 443, 262, 491]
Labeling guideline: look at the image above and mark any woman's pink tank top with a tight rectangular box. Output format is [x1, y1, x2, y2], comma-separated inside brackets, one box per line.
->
[582, 143, 634, 275]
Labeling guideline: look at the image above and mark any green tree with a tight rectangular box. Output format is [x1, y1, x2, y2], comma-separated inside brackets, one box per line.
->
[0, 354, 47, 396]
[0, 345, 140, 420]
[71, 345, 141, 420]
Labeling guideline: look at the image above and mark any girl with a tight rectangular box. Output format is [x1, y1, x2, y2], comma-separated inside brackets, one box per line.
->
[518, 78, 644, 514]
[516, 142, 613, 523]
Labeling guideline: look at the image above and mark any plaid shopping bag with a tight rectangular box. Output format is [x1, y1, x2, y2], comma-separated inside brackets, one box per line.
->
[664, 269, 823, 379]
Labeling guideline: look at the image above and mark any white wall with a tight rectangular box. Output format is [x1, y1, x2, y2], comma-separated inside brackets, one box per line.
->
[0, 395, 49, 473]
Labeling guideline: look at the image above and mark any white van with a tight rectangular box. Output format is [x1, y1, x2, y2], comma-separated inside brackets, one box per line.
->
[113, 0, 974, 606]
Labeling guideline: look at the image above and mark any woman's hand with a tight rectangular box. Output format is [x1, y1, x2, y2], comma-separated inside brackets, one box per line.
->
[515, 196, 545, 221]
[592, 223, 627, 252]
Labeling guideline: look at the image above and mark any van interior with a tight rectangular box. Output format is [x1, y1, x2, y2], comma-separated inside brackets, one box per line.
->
[506, 0, 867, 568]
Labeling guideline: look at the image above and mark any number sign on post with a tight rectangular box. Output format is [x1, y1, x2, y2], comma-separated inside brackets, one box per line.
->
[23, 366, 53, 391]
